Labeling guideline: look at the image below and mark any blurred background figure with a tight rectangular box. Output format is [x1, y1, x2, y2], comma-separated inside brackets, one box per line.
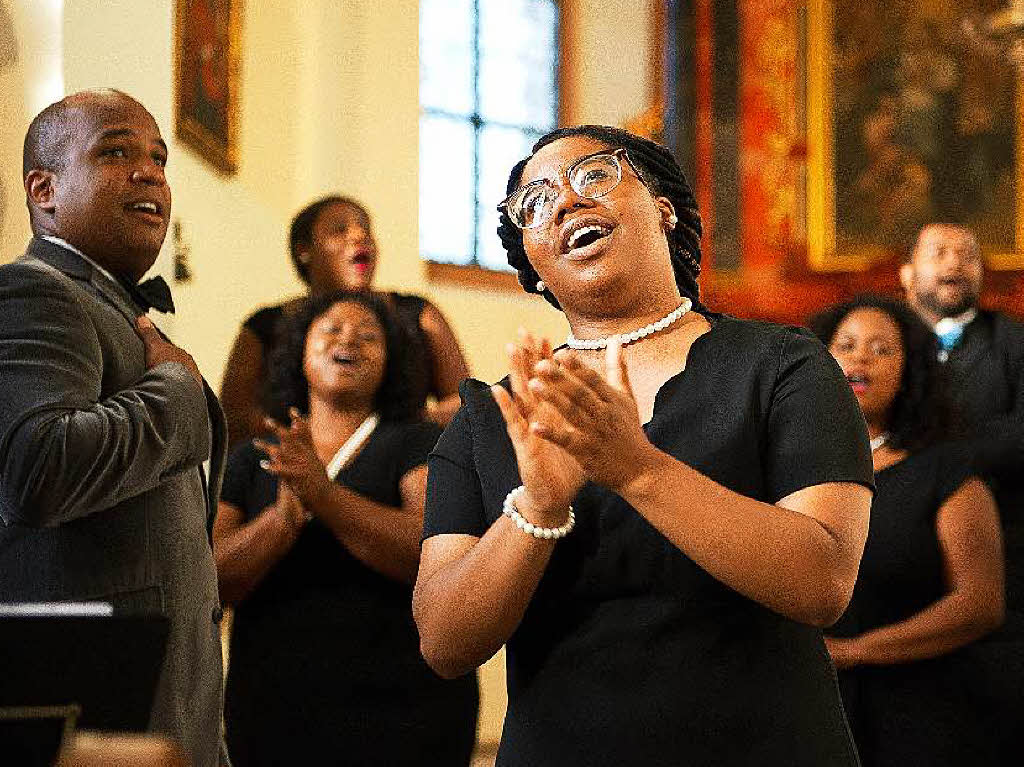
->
[813, 294, 1005, 767]
[220, 196, 470, 447]
[901, 222, 1024, 760]
[214, 291, 478, 766]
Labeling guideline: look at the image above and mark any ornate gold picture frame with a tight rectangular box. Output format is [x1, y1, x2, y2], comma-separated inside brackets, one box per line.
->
[806, 0, 1023, 271]
[173, 0, 242, 174]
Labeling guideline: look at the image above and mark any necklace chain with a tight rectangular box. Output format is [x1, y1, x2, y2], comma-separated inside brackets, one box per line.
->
[566, 298, 693, 351]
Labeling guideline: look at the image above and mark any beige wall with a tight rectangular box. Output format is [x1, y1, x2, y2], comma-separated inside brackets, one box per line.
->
[565, 0, 656, 127]
[0, 0, 655, 748]
[0, 0, 63, 262]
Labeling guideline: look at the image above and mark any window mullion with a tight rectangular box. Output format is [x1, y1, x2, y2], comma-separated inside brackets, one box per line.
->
[471, 0, 482, 266]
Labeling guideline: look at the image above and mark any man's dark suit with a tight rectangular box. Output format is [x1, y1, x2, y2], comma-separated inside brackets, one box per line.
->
[943, 309, 1024, 760]
[944, 310, 1024, 612]
[0, 237, 227, 766]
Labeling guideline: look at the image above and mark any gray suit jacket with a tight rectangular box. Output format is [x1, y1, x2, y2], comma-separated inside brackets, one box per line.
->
[0, 237, 227, 767]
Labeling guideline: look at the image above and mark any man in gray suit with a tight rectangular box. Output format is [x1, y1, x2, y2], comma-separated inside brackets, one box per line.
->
[0, 89, 227, 766]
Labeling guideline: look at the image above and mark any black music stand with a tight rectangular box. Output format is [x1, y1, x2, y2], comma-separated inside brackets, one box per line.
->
[0, 608, 169, 740]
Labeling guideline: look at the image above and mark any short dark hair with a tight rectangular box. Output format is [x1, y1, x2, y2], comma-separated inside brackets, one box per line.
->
[288, 196, 369, 283]
[809, 294, 960, 451]
[497, 125, 703, 310]
[267, 290, 423, 422]
[23, 100, 74, 177]
[904, 221, 978, 264]
[22, 88, 138, 177]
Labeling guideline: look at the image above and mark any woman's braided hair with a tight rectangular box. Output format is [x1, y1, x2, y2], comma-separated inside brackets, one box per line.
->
[497, 125, 703, 310]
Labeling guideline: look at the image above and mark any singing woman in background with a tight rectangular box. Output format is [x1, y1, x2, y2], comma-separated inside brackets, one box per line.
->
[220, 196, 470, 447]
[215, 291, 477, 766]
[813, 295, 1004, 767]
[413, 125, 874, 766]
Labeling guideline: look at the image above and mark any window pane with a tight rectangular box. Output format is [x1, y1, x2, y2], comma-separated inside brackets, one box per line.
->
[420, 115, 476, 264]
[420, 0, 475, 115]
[477, 124, 540, 271]
[479, 0, 558, 128]
[419, 0, 559, 271]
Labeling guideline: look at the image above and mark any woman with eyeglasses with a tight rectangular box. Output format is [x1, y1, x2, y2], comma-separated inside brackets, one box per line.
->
[220, 195, 470, 447]
[412, 125, 875, 766]
[811, 295, 1004, 767]
[214, 291, 478, 766]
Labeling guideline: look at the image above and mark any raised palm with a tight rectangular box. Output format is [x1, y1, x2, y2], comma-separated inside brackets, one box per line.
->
[492, 333, 584, 519]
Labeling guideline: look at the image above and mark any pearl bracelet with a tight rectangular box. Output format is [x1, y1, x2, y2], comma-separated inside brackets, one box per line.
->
[502, 485, 575, 540]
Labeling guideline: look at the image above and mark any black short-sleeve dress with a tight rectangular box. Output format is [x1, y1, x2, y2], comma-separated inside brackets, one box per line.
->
[221, 419, 478, 766]
[830, 445, 1000, 766]
[423, 315, 874, 767]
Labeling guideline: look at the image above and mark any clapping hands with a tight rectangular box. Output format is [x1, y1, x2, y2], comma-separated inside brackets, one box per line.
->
[491, 332, 584, 525]
[273, 480, 311, 534]
[493, 331, 653, 518]
[255, 408, 333, 511]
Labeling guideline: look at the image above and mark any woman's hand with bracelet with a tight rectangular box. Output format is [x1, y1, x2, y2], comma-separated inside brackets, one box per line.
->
[491, 330, 583, 527]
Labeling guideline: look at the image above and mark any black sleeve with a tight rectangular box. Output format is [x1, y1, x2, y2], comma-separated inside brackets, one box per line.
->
[221, 441, 261, 512]
[970, 316, 1024, 483]
[931, 441, 983, 509]
[422, 391, 489, 540]
[390, 292, 428, 325]
[0, 263, 211, 526]
[394, 420, 444, 477]
[764, 330, 875, 502]
[242, 305, 285, 347]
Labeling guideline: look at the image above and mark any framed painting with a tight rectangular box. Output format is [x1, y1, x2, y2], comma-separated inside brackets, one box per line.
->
[173, 0, 242, 174]
[806, 0, 1024, 271]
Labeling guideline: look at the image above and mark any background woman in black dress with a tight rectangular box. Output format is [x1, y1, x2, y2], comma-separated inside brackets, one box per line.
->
[214, 291, 477, 766]
[812, 295, 1004, 766]
[413, 126, 874, 766]
[220, 195, 470, 447]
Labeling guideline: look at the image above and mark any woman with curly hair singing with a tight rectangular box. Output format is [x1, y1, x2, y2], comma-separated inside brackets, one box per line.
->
[813, 295, 1004, 767]
[214, 291, 477, 766]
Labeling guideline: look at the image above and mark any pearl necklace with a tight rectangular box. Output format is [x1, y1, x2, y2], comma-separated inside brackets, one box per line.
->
[325, 413, 380, 480]
[566, 298, 693, 351]
[869, 433, 890, 452]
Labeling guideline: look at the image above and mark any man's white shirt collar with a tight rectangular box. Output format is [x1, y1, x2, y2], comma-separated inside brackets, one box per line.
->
[934, 308, 978, 336]
[40, 235, 119, 285]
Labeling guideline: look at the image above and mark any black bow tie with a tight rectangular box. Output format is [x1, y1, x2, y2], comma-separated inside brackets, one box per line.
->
[127, 276, 175, 314]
